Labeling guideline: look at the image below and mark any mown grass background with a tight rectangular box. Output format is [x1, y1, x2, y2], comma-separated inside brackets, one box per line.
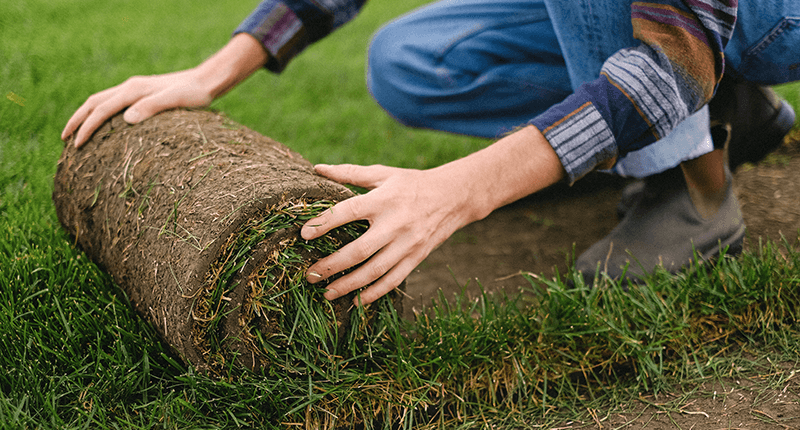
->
[2, 0, 800, 428]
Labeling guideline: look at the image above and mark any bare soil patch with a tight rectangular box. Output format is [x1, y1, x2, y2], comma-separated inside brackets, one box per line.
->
[405, 133, 800, 428]
[406, 134, 800, 315]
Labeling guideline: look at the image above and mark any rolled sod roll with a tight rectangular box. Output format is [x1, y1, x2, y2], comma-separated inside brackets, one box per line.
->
[53, 109, 399, 374]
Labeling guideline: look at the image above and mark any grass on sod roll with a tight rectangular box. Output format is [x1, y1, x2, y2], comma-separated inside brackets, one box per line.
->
[193, 200, 375, 375]
[2, 0, 800, 427]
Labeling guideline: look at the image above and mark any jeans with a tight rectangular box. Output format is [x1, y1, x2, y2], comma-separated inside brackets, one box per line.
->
[366, 0, 800, 178]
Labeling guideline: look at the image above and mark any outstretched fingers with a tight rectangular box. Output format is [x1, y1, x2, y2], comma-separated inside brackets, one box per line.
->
[310, 227, 387, 285]
[301, 163, 459, 305]
[354, 258, 418, 305]
[302, 164, 406, 241]
[320, 240, 420, 305]
[311, 229, 390, 298]
[61, 86, 117, 142]
[313, 164, 392, 189]
[301, 192, 371, 241]
[62, 72, 212, 148]
[63, 78, 149, 147]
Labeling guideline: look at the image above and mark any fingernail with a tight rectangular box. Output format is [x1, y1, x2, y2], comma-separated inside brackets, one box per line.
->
[307, 271, 322, 284]
[124, 108, 141, 123]
[324, 289, 340, 301]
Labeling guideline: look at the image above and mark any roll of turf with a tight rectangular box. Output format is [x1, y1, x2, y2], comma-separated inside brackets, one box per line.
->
[53, 109, 398, 375]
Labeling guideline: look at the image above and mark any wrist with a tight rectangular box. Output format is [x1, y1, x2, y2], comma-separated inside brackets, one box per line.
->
[442, 126, 565, 224]
[483, 126, 565, 209]
[194, 33, 269, 99]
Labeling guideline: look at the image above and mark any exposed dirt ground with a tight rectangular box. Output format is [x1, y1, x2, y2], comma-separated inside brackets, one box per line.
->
[404, 133, 800, 429]
[406, 134, 800, 313]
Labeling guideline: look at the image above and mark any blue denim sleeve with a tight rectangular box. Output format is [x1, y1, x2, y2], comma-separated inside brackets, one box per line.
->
[233, 0, 367, 73]
[531, 0, 737, 184]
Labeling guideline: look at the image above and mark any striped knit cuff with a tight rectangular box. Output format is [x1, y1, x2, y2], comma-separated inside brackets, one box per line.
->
[530, 102, 618, 185]
[233, 1, 307, 73]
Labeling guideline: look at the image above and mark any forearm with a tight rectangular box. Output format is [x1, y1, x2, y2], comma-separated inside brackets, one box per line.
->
[193, 33, 269, 99]
[435, 125, 565, 225]
[233, 0, 368, 72]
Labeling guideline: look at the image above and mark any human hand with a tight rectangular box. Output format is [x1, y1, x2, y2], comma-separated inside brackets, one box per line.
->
[300, 164, 477, 305]
[300, 126, 566, 305]
[61, 69, 215, 147]
[62, 33, 269, 148]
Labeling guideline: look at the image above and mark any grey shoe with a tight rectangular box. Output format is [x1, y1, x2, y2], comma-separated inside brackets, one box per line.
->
[616, 77, 795, 220]
[575, 166, 745, 284]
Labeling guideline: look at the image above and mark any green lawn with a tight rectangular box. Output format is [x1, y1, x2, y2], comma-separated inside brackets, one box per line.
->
[2, 0, 800, 428]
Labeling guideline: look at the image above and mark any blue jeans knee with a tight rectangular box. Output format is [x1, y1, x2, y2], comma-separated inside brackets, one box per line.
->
[366, 0, 571, 138]
[366, 22, 425, 129]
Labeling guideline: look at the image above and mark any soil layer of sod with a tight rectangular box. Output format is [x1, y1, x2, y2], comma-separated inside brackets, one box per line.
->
[53, 109, 398, 375]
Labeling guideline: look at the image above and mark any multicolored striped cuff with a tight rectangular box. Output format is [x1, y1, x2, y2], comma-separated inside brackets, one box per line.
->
[531, 101, 618, 184]
[233, 1, 307, 73]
